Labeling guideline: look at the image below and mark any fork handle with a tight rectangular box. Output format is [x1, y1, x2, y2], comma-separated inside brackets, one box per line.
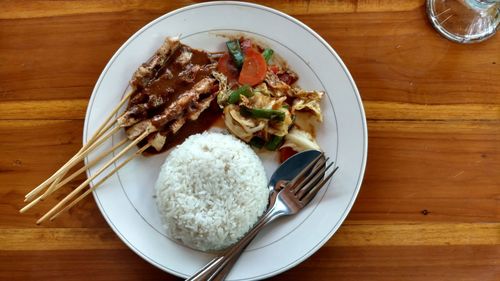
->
[187, 207, 283, 281]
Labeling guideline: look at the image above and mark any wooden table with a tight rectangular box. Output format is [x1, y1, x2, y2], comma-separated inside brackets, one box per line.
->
[1, 1, 498, 280]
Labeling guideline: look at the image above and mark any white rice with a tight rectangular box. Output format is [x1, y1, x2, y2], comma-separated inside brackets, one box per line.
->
[154, 131, 268, 251]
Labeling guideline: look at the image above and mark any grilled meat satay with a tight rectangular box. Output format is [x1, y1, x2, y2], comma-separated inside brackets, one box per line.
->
[145, 92, 217, 151]
[126, 77, 217, 140]
[119, 43, 217, 128]
[147, 132, 167, 152]
[130, 36, 180, 90]
[118, 63, 217, 127]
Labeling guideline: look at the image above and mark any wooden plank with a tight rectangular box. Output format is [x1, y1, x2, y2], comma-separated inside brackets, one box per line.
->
[0, 99, 87, 120]
[0, 228, 125, 250]
[0, 223, 498, 251]
[0, 120, 107, 228]
[274, 245, 499, 281]
[0, 245, 497, 281]
[0, 249, 174, 281]
[0, 0, 424, 20]
[364, 102, 500, 121]
[350, 120, 499, 222]
[329, 222, 500, 246]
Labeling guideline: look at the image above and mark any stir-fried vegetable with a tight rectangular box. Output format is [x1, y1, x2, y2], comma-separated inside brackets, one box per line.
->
[228, 85, 253, 104]
[215, 37, 324, 160]
[226, 40, 244, 68]
[291, 89, 324, 121]
[262, 48, 274, 63]
[265, 135, 283, 150]
[281, 127, 320, 151]
[240, 106, 285, 122]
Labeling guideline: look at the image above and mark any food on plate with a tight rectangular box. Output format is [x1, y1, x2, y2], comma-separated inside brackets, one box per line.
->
[117, 36, 324, 159]
[155, 132, 268, 251]
[214, 38, 324, 159]
[23, 35, 326, 224]
[117, 36, 221, 153]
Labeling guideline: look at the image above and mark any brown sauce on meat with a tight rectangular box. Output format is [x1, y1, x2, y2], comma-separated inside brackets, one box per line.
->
[141, 101, 222, 155]
[128, 44, 213, 117]
[126, 43, 222, 154]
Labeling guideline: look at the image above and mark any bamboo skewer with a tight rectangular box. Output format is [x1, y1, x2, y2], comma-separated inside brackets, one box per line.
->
[36, 129, 151, 224]
[24, 125, 121, 202]
[19, 138, 129, 214]
[24, 89, 133, 200]
[49, 143, 152, 221]
[87, 89, 134, 144]
[44, 175, 63, 200]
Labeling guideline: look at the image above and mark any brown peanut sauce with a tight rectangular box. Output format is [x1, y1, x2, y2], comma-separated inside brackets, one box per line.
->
[128, 44, 213, 116]
[125, 43, 223, 155]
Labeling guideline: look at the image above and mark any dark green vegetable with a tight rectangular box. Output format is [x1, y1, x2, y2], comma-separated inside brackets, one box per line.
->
[249, 136, 265, 149]
[265, 135, 284, 151]
[262, 48, 274, 63]
[226, 40, 244, 68]
[227, 85, 253, 104]
[240, 106, 285, 122]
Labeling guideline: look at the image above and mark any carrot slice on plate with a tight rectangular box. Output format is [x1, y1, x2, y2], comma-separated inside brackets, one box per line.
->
[238, 48, 267, 86]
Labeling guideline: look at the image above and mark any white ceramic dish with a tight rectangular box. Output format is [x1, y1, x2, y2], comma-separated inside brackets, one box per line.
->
[83, 2, 367, 280]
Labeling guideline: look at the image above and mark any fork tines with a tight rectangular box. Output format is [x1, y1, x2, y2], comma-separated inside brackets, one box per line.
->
[289, 152, 338, 205]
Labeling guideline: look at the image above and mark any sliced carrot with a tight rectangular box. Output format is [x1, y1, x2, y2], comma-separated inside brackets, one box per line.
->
[238, 48, 267, 86]
[217, 53, 239, 83]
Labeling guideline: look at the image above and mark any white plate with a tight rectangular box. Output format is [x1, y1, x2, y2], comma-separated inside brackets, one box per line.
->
[84, 2, 367, 280]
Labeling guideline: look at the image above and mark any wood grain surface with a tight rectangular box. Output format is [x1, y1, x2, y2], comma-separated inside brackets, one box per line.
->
[0, 1, 498, 280]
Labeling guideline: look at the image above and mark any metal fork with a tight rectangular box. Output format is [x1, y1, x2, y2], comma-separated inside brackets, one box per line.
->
[188, 152, 338, 281]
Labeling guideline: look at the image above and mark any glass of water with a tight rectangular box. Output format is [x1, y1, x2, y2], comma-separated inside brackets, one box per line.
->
[427, 0, 500, 43]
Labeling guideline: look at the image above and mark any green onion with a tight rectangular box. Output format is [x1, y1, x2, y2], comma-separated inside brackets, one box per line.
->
[227, 85, 253, 104]
[249, 137, 265, 149]
[240, 106, 285, 122]
[226, 40, 244, 68]
[262, 48, 274, 63]
[265, 135, 283, 151]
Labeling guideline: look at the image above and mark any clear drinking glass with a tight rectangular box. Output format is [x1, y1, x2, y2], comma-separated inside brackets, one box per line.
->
[427, 0, 500, 43]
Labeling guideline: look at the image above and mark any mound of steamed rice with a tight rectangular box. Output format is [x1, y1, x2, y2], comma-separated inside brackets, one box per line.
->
[154, 132, 268, 251]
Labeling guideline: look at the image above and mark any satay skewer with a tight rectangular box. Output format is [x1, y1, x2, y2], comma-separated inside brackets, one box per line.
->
[32, 86, 217, 221]
[23, 36, 224, 223]
[24, 36, 181, 201]
[25, 75, 215, 208]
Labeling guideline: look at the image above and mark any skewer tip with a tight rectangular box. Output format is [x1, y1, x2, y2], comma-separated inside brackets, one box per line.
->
[35, 217, 46, 225]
